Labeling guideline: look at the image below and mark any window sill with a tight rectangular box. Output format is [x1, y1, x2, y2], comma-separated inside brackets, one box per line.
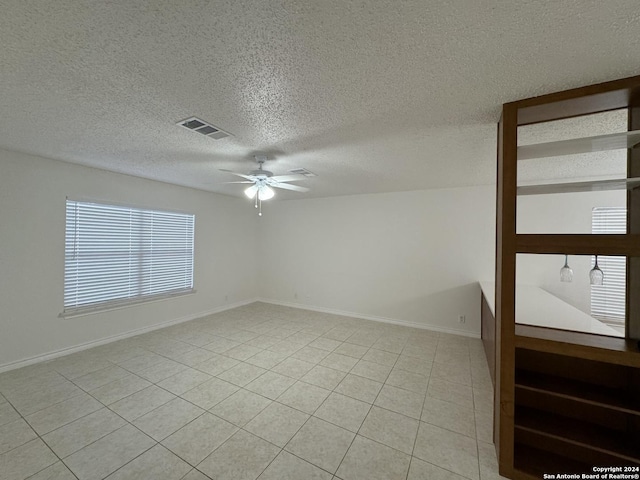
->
[59, 289, 197, 319]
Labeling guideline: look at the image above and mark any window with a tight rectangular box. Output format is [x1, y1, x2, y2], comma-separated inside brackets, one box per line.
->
[591, 207, 626, 324]
[64, 199, 194, 315]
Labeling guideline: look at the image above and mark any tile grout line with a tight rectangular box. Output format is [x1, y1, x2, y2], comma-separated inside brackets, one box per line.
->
[135, 337, 344, 475]
[405, 342, 433, 480]
[208, 329, 440, 477]
[39, 344, 243, 478]
[193, 332, 387, 477]
[331, 337, 405, 478]
[56, 375, 176, 479]
[470, 337, 485, 480]
[0, 388, 81, 480]
[406, 338, 479, 480]
[227, 338, 369, 479]
[264, 326, 381, 478]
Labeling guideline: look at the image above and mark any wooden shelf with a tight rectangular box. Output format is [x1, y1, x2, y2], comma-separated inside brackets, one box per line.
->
[517, 177, 640, 195]
[513, 443, 591, 478]
[516, 233, 640, 256]
[515, 406, 640, 464]
[518, 130, 640, 160]
[515, 325, 640, 367]
[515, 370, 640, 416]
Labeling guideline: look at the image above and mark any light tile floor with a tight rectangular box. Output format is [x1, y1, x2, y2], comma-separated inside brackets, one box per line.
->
[0, 302, 507, 480]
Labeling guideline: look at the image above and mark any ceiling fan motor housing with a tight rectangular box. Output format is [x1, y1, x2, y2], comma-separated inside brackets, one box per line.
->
[249, 169, 273, 178]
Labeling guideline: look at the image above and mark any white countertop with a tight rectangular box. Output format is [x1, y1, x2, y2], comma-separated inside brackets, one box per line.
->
[479, 281, 622, 337]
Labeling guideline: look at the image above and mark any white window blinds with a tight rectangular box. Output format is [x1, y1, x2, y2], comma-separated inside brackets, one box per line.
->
[591, 207, 626, 323]
[64, 200, 194, 314]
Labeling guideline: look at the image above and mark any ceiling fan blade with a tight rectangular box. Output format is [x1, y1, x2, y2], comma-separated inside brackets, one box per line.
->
[269, 174, 306, 183]
[224, 181, 254, 184]
[219, 169, 254, 180]
[271, 182, 310, 192]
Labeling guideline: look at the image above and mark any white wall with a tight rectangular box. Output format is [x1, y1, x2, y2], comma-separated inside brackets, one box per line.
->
[517, 190, 626, 314]
[0, 149, 258, 368]
[3, 141, 627, 367]
[258, 186, 496, 336]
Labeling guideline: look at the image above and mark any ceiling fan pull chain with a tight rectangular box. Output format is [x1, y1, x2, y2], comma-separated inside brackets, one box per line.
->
[259, 198, 262, 216]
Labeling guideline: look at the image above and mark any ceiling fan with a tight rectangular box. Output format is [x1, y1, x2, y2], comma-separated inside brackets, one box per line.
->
[220, 155, 310, 216]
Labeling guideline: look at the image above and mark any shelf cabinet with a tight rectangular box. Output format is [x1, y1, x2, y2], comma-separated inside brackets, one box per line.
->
[495, 75, 640, 478]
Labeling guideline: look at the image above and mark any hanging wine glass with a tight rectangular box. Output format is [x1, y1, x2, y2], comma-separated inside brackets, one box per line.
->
[560, 255, 573, 282]
[589, 255, 604, 285]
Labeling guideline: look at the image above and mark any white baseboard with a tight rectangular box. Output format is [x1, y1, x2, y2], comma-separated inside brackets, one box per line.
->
[0, 298, 259, 374]
[257, 298, 481, 339]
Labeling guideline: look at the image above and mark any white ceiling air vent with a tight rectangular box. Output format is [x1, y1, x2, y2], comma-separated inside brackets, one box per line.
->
[289, 168, 317, 177]
[177, 117, 231, 140]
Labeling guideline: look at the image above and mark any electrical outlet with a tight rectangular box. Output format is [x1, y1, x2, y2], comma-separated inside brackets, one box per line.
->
[458, 315, 466, 323]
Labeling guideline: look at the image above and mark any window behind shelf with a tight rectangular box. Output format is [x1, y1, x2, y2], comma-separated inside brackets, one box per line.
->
[591, 207, 626, 325]
[64, 199, 195, 315]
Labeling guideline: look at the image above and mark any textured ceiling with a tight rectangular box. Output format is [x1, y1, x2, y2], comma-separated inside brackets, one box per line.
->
[1, 1, 639, 200]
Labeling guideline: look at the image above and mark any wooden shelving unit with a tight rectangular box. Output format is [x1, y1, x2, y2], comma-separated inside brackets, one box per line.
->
[494, 75, 640, 478]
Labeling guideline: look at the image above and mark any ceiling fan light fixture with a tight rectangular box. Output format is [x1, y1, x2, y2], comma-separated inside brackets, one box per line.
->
[222, 156, 310, 216]
[258, 185, 275, 201]
[244, 185, 258, 199]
